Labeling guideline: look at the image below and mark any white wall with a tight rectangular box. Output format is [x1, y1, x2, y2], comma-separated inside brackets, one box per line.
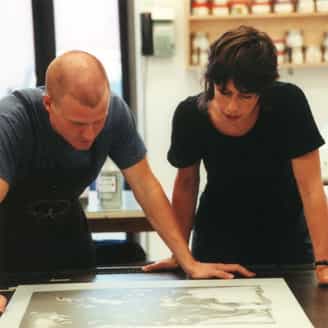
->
[133, 0, 328, 260]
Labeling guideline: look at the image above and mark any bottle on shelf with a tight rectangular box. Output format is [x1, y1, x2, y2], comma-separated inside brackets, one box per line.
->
[251, 1, 272, 14]
[291, 46, 304, 64]
[296, 0, 315, 13]
[305, 45, 322, 63]
[273, 0, 295, 13]
[97, 159, 122, 209]
[229, 0, 250, 15]
[191, 0, 211, 15]
[191, 32, 210, 66]
[322, 32, 328, 62]
[273, 39, 286, 64]
[212, 0, 230, 16]
[317, 0, 328, 13]
[285, 29, 304, 64]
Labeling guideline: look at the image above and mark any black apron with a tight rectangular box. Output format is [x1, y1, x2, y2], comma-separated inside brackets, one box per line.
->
[1, 169, 96, 273]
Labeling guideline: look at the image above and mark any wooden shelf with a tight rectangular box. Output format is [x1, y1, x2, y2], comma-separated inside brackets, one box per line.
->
[189, 12, 328, 21]
[187, 62, 328, 71]
[280, 62, 328, 69]
[185, 0, 328, 68]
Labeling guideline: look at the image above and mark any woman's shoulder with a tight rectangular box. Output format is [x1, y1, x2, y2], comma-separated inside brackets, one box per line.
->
[267, 81, 305, 100]
[263, 81, 308, 114]
[175, 93, 206, 117]
[173, 94, 208, 131]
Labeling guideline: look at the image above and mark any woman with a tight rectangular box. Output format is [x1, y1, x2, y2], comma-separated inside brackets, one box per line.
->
[144, 26, 328, 284]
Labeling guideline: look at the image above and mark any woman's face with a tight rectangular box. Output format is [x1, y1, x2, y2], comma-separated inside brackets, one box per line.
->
[212, 80, 260, 123]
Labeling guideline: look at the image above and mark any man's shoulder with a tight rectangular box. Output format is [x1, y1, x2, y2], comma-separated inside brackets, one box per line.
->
[0, 87, 43, 119]
[11, 87, 44, 103]
[0, 87, 43, 114]
[109, 92, 127, 111]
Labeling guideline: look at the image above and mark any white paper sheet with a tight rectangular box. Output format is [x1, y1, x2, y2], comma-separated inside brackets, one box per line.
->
[0, 278, 313, 327]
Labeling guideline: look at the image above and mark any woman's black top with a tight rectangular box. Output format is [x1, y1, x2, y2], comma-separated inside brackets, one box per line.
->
[168, 81, 324, 265]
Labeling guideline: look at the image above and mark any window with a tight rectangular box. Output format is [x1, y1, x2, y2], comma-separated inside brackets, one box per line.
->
[53, 0, 123, 97]
[0, 1, 35, 97]
[53, 0, 126, 240]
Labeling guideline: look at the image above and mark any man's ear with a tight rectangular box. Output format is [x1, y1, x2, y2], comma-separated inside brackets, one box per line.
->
[42, 94, 52, 113]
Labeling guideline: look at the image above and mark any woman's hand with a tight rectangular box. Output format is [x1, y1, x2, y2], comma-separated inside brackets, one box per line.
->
[142, 256, 179, 272]
[185, 261, 256, 279]
[0, 294, 7, 314]
[143, 257, 255, 279]
[316, 265, 328, 285]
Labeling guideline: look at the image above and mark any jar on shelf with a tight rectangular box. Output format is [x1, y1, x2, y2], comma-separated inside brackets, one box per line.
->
[323, 47, 328, 63]
[191, 1, 210, 15]
[191, 32, 210, 66]
[273, 0, 294, 13]
[317, 0, 328, 12]
[191, 33, 200, 65]
[251, 1, 272, 14]
[286, 29, 304, 48]
[305, 45, 322, 64]
[191, 49, 200, 65]
[297, 0, 315, 13]
[199, 49, 209, 66]
[212, 3, 230, 15]
[230, 0, 250, 15]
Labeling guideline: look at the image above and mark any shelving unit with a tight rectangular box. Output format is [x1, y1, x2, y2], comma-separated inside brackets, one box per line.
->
[185, 0, 328, 69]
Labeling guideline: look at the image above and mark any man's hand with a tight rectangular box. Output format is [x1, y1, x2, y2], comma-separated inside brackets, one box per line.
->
[316, 265, 328, 285]
[0, 294, 7, 314]
[143, 257, 255, 279]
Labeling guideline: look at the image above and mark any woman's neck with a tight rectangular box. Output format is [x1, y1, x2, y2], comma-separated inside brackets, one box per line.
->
[208, 101, 260, 137]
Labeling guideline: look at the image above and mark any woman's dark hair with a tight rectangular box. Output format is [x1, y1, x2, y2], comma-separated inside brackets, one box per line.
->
[199, 25, 279, 109]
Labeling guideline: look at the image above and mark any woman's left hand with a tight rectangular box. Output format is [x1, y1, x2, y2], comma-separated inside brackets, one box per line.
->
[316, 265, 328, 285]
[142, 256, 179, 272]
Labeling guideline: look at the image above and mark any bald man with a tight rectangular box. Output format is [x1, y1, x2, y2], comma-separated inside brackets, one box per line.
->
[0, 51, 253, 311]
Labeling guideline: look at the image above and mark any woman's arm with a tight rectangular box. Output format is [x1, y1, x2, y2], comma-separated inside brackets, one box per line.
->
[292, 149, 328, 284]
[171, 162, 200, 241]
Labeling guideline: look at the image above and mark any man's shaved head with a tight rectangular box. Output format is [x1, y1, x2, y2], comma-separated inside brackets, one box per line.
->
[45, 50, 110, 107]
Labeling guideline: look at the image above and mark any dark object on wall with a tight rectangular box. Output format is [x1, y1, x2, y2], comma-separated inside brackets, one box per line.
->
[118, 0, 131, 107]
[141, 12, 154, 56]
[31, 0, 56, 86]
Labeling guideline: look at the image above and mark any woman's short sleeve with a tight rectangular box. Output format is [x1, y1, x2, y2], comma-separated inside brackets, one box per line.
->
[279, 83, 324, 159]
[168, 96, 204, 168]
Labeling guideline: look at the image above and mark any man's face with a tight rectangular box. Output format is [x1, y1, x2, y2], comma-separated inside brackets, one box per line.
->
[43, 91, 109, 150]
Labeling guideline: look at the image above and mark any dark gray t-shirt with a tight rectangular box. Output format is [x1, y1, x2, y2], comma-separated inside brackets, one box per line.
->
[0, 87, 146, 197]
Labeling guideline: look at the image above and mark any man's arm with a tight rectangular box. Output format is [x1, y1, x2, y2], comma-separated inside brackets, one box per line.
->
[142, 163, 202, 272]
[0, 178, 9, 203]
[0, 178, 9, 312]
[122, 157, 255, 279]
[292, 149, 328, 284]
